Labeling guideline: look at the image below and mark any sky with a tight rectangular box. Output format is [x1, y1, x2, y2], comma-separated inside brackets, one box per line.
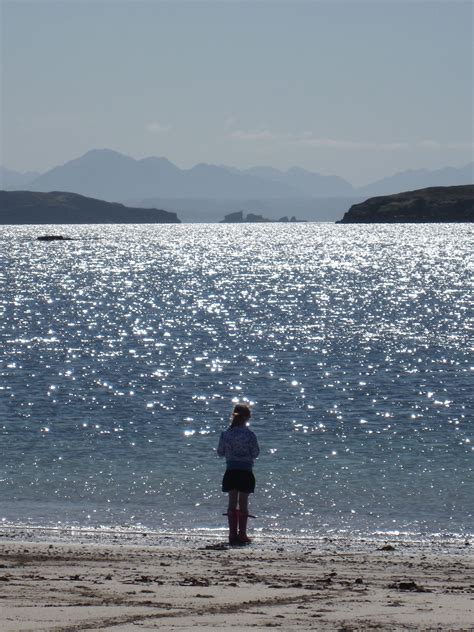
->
[1, 0, 473, 185]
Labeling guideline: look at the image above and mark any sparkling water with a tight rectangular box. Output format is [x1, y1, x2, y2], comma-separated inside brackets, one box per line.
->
[1, 223, 472, 539]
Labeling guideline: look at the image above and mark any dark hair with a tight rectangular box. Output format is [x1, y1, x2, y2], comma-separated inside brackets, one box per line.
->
[230, 403, 251, 428]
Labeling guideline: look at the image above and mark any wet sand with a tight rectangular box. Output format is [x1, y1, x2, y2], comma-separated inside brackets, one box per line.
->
[0, 535, 472, 631]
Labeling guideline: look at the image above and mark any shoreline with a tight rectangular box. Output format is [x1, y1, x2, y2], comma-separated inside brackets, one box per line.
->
[1, 523, 471, 552]
[0, 534, 472, 630]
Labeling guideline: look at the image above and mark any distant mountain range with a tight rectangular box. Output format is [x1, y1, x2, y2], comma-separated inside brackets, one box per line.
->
[358, 163, 474, 197]
[223, 164, 355, 197]
[3, 149, 473, 198]
[1, 150, 472, 221]
[0, 166, 41, 189]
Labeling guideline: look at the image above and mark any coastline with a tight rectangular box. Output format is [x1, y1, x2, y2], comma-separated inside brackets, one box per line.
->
[1, 522, 472, 551]
[0, 531, 472, 631]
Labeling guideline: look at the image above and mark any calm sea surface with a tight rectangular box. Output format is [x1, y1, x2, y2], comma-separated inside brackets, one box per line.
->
[1, 224, 472, 540]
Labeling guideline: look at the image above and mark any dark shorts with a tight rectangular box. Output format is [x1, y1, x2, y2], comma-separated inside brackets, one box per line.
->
[222, 469, 256, 494]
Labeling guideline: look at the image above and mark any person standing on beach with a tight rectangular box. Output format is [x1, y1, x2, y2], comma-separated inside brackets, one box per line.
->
[217, 403, 260, 546]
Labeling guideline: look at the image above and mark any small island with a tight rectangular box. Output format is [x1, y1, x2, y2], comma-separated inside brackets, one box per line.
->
[0, 190, 180, 224]
[337, 185, 474, 223]
[220, 210, 306, 223]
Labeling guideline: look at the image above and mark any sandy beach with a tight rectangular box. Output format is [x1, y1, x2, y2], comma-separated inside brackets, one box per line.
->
[0, 532, 472, 631]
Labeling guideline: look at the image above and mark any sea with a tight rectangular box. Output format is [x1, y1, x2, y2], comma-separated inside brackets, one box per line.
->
[1, 223, 472, 543]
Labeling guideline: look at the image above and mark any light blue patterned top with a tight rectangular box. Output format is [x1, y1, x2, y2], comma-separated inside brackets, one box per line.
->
[217, 426, 260, 471]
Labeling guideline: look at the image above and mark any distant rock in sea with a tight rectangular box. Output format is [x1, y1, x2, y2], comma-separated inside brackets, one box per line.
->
[278, 215, 307, 223]
[220, 210, 306, 223]
[337, 185, 474, 223]
[221, 210, 268, 223]
[37, 235, 73, 241]
[0, 190, 180, 224]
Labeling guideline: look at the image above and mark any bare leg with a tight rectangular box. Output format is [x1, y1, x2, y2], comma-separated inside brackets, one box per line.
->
[237, 493, 251, 544]
[227, 489, 238, 512]
[238, 492, 249, 514]
[226, 489, 239, 545]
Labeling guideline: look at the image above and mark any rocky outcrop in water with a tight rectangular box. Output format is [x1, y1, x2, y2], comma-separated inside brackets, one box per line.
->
[37, 235, 73, 241]
[278, 215, 307, 222]
[220, 210, 306, 223]
[221, 211, 268, 223]
[0, 190, 180, 224]
[337, 185, 474, 223]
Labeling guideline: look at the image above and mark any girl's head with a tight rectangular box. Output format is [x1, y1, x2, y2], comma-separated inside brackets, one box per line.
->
[230, 403, 251, 428]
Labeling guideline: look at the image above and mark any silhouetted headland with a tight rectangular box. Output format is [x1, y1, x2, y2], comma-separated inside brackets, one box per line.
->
[0, 190, 180, 224]
[338, 185, 474, 223]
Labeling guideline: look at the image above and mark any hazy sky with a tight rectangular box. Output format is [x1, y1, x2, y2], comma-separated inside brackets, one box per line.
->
[1, 0, 473, 184]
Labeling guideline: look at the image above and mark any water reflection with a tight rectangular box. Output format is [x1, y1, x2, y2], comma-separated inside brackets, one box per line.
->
[0, 223, 472, 537]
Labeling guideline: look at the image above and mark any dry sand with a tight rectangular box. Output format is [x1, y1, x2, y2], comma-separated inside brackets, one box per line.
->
[0, 535, 472, 631]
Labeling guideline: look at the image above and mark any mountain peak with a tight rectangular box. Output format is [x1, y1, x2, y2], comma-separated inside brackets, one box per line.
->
[73, 148, 134, 164]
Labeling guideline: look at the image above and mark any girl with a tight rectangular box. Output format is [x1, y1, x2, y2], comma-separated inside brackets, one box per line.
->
[217, 403, 260, 545]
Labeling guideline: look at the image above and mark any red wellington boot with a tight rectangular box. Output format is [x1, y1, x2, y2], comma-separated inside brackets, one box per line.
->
[226, 509, 239, 546]
[237, 511, 251, 545]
